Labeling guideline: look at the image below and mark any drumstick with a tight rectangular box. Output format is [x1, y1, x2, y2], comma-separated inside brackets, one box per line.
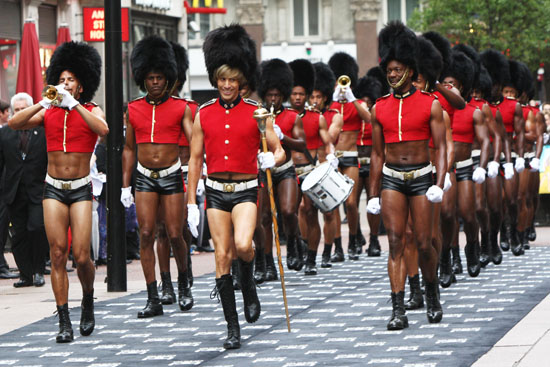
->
[253, 107, 291, 332]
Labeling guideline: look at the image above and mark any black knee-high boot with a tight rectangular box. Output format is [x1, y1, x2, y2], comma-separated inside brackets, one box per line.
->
[178, 271, 194, 311]
[239, 259, 261, 323]
[160, 272, 176, 305]
[56, 303, 74, 343]
[404, 275, 424, 310]
[265, 253, 278, 281]
[215, 274, 241, 349]
[387, 291, 408, 330]
[80, 290, 95, 336]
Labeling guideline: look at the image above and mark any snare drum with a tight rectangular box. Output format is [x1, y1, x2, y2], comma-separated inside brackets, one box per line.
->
[301, 163, 354, 213]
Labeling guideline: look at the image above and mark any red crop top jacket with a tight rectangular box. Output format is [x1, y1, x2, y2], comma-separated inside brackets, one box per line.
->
[301, 109, 322, 150]
[44, 103, 98, 153]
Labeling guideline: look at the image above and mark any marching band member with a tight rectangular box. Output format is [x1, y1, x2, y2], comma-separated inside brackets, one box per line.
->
[187, 24, 284, 349]
[9, 41, 108, 342]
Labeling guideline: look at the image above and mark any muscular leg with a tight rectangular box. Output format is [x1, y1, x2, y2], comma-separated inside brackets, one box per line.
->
[208, 209, 235, 277]
[136, 191, 160, 284]
[439, 173, 457, 287]
[486, 175, 504, 262]
[341, 166, 359, 240]
[156, 222, 170, 273]
[277, 178, 302, 269]
[517, 170, 531, 232]
[381, 190, 408, 293]
[161, 193, 187, 273]
[458, 180, 481, 276]
[69, 201, 95, 295]
[503, 173, 522, 254]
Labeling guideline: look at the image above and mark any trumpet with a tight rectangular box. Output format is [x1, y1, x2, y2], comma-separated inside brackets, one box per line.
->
[42, 85, 63, 106]
[337, 75, 351, 114]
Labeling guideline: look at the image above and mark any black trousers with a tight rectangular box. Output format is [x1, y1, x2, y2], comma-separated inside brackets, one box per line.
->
[9, 186, 48, 281]
[0, 195, 10, 271]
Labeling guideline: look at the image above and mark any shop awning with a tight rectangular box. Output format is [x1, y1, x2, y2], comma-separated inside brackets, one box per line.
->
[56, 24, 71, 48]
[16, 20, 43, 104]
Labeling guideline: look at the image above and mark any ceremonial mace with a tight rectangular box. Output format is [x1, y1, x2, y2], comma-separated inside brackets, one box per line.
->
[253, 107, 291, 332]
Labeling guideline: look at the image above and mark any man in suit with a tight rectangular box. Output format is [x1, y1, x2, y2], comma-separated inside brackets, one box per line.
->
[0, 99, 17, 279]
[3, 93, 49, 287]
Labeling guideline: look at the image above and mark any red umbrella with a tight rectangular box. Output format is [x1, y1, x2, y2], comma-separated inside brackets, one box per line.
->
[15, 20, 43, 104]
[56, 25, 71, 48]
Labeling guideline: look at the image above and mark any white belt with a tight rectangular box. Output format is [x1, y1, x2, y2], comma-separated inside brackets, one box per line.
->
[296, 164, 315, 176]
[359, 157, 371, 165]
[524, 152, 536, 159]
[456, 158, 474, 169]
[45, 174, 91, 190]
[471, 149, 481, 158]
[205, 178, 258, 193]
[137, 160, 181, 179]
[501, 152, 519, 160]
[336, 150, 358, 157]
[181, 165, 189, 173]
[383, 163, 433, 181]
[272, 159, 294, 173]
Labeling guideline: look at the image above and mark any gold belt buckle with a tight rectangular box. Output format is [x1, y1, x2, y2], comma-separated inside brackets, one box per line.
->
[223, 183, 235, 193]
[150, 171, 160, 179]
[403, 171, 415, 181]
[61, 182, 72, 190]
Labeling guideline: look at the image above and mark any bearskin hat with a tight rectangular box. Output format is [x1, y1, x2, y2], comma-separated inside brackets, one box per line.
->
[46, 41, 101, 103]
[480, 49, 510, 87]
[506, 60, 532, 96]
[131, 35, 177, 93]
[313, 62, 336, 99]
[353, 76, 382, 103]
[422, 31, 451, 76]
[328, 52, 359, 88]
[415, 36, 443, 89]
[289, 59, 315, 95]
[378, 21, 418, 76]
[202, 24, 258, 89]
[521, 64, 535, 99]
[258, 59, 293, 101]
[473, 66, 493, 99]
[170, 41, 189, 92]
[366, 66, 390, 96]
[441, 50, 475, 98]
[453, 44, 480, 86]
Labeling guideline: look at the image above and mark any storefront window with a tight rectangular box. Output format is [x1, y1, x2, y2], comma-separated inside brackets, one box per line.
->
[0, 41, 18, 102]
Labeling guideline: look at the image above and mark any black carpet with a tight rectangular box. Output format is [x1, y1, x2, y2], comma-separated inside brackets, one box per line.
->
[1, 247, 550, 367]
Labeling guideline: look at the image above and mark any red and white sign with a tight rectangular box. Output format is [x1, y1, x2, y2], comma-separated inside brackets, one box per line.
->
[83, 7, 129, 42]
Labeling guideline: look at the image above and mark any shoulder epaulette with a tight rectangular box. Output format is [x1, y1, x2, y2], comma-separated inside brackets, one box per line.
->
[171, 95, 183, 100]
[376, 94, 391, 102]
[130, 96, 145, 103]
[185, 98, 199, 106]
[327, 108, 340, 114]
[84, 101, 99, 107]
[286, 107, 299, 113]
[243, 98, 259, 106]
[199, 98, 217, 110]
[420, 90, 433, 96]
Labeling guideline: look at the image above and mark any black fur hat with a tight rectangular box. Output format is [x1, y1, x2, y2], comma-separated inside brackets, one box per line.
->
[366, 66, 390, 96]
[353, 76, 382, 103]
[378, 21, 418, 76]
[422, 31, 451, 77]
[131, 35, 177, 93]
[328, 52, 359, 88]
[258, 59, 293, 101]
[415, 36, 443, 89]
[170, 41, 189, 92]
[473, 66, 493, 99]
[480, 49, 510, 87]
[289, 59, 315, 95]
[506, 60, 532, 96]
[521, 63, 535, 99]
[441, 50, 475, 98]
[453, 44, 480, 86]
[46, 41, 101, 103]
[202, 24, 257, 89]
[313, 62, 336, 99]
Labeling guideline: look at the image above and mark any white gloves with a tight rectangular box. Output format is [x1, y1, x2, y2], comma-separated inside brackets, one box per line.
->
[530, 158, 540, 172]
[326, 153, 339, 169]
[196, 178, 205, 197]
[443, 172, 452, 192]
[543, 133, 549, 144]
[187, 204, 200, 238]
[343, 86, 357, 103]
[366, 197, 381, 215]
[120, 186, 133, 208]
[56, 84, 79, 110]
[503, 162, 515, 180]
[273, 123, 284, 141]
[472, 167, 486, 184]
[38, 98, 52, 110]
[426, 185, 444, 203]
[258, 152, 276, 171]
[332, 85, 342, 103]
[487, 161, 500, 178]
[514, 157, 525, 173]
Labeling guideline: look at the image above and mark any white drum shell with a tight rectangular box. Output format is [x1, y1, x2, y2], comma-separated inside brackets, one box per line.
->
[301, 163, 354, 213]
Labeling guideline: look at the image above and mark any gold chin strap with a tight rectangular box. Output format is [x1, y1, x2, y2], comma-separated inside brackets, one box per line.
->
[424, 81, 430, 92]
[388, 67, 410, 89]
[168, 79, 179, 96]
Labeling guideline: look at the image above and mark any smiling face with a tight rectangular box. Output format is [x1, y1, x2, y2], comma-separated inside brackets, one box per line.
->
[58, 70, 83, 100]
[386, 60, 412, 92]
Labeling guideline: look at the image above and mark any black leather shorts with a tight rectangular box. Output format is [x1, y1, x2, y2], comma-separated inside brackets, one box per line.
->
[338, 156, 359, 168]
[206, 179, 258, 212]
[135, 169, 184, 195]
[472, 155, 480, 170]
[456, 165, 473, 182]
[381, 163, 433, 196]
[359, 163, 370, 178]
[259, 165, 296, 186]
[43, 182, 93, 205]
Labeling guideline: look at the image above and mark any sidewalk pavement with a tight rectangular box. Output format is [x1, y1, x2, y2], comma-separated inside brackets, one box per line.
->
[1, 225, 549, 366]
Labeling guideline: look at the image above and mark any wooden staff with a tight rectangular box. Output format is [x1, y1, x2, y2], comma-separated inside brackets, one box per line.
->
[253, 107, 291, 332]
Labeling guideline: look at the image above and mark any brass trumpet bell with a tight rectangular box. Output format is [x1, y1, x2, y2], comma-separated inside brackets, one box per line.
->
[337, 75, 351, 88]
[42, 85, 63, 106]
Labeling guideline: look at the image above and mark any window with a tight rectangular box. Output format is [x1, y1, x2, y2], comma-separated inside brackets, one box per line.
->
[189, 0, 212, 41]
[386, 0, 420, 23]
[293, 0, 320, 37]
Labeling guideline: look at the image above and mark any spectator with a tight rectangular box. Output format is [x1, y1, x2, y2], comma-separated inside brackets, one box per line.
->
[3, 93, 48, 287]
[0, 99, 17, 279]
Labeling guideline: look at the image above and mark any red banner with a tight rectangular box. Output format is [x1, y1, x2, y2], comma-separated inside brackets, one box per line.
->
[83, 8, 129, 42]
